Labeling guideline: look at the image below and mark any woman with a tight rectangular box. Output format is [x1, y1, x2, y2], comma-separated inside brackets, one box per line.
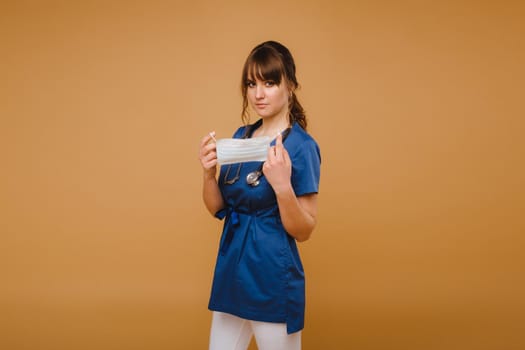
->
[198, 40, 321, 350]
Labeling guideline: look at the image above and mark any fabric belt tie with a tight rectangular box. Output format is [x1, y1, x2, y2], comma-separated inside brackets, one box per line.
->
[220, 208, 240, 255]
[218, 206, 278, 255]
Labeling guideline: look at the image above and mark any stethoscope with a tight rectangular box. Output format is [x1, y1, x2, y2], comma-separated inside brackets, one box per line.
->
[223, 127, 291, 187]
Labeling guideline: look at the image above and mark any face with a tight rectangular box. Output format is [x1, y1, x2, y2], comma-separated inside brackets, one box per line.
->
[246, 76, 290, 120]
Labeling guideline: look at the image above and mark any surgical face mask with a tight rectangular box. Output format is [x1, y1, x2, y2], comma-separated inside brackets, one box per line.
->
[216, 136, 271, 165]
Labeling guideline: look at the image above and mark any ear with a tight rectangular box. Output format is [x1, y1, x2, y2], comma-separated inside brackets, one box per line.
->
[288, 85, 295, 98]
[286, 79, 296, 97]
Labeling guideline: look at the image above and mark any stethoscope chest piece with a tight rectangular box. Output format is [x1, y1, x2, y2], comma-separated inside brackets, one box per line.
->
[246, 171, 262, 187]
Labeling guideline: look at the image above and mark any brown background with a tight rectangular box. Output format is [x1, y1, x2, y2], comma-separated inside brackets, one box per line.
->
[1, 1, 524, 349]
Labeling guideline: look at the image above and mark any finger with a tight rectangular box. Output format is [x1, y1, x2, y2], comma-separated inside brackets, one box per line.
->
[204, 142, 217, 153]
[274, 133, 283, 160]
[282, 147, 291, 166]
[204, 150, 217, 161]
[200, 135, 211, 147]
[204, 158, 217, 169]
[199, 141, 217, 159]
[262, 160, 270, 175]
[202, 152, 217, 169]
[200, 131, 215, 148]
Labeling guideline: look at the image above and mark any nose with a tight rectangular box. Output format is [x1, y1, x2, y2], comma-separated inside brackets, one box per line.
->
[255, 84, 264, 99]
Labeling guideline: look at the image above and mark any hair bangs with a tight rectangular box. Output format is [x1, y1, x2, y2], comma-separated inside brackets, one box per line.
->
[245, 48, 285, 85]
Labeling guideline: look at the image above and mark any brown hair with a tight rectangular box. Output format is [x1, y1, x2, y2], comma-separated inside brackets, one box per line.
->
[241, 41, 307, 130]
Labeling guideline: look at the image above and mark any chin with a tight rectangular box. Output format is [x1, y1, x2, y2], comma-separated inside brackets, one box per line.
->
[257, 110, 277, 118]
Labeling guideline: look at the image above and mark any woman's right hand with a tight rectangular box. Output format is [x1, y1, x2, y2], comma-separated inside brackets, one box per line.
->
[199, 131, 218, 178]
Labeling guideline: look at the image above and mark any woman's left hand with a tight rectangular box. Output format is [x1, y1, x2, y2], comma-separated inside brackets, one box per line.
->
[263, 133, 292, 193]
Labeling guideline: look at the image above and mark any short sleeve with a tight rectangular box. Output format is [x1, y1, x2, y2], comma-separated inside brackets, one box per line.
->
[290, 139, 321, 196]
[214, 208, 227, 220]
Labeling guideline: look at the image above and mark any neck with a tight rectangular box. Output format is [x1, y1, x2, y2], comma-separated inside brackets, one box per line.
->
[258, 115, 290, 137]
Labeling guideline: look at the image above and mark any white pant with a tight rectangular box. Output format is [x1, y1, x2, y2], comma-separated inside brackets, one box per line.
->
[209, 311, 301, 350]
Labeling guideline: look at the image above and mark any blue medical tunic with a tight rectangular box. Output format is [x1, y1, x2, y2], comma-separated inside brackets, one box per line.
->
[208, 120, 321, 334]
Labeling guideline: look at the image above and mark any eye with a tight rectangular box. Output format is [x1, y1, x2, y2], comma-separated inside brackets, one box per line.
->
[246, 80, 256, 88]
[265, 81, 276, 87]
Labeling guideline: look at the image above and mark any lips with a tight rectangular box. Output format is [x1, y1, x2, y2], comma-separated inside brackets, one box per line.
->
[255, 103, 267, 108]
